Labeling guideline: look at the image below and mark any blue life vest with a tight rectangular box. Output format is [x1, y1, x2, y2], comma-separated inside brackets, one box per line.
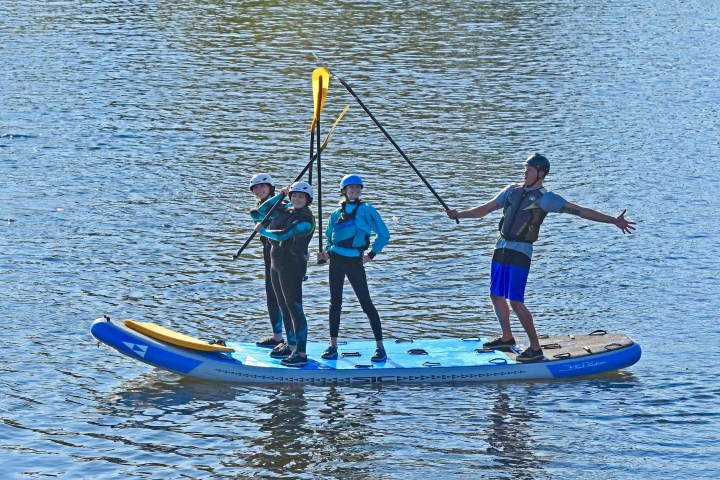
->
[331, 201, 370, 251]
[499, 186, 548, 244]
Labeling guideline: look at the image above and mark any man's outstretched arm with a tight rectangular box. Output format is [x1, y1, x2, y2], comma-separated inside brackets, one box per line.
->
[446, 200, 502, 220]
[560, 203, 636, 234]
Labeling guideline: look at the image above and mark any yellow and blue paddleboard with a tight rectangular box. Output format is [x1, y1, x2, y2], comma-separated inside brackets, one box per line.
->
[91, 317, 641, 384]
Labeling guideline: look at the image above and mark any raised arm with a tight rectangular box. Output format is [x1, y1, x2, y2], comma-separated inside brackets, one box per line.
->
[255, 218, 314, 241]
[560, 203, 636, 234]
[446, 199, 502, 220]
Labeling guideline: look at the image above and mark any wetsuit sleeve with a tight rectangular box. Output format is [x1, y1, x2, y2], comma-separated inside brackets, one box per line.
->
[254, 193, 285, 219]
[260, 220, 313, 242]
[539, 192, 568, 213]
[365, 205, 390, 255]
[325, 209, 339, 250]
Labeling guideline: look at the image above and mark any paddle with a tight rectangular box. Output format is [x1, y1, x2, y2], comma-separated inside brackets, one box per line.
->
[312, 68, 330, 264]
[308, 68, 328, 184]
[308, 126, 314, 184]
[232, 104, 350, 261]
[313, 55, 459, 224]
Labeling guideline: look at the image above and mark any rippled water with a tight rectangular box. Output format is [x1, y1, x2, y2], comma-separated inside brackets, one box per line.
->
[2, 1, 720, 478]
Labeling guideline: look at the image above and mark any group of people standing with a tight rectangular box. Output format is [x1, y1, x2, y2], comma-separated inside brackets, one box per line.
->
[250, 173, 389, 367]
[247, 153, 635, 367]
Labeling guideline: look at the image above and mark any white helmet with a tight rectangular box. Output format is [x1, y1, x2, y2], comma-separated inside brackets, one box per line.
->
[289, 181, 314, 201]
[249, 173, 275, 192]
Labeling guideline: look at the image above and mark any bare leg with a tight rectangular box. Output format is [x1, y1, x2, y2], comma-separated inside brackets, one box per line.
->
[490, 294, 514, 340]
[510, 300, 540, 349]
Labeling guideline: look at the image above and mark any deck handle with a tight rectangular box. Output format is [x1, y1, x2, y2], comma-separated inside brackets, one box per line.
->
[422, 361, 441, 367]
[407, 348, 428, 355]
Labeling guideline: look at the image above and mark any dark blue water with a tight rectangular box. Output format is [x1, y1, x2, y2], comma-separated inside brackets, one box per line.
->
[2, 1, 719, 478]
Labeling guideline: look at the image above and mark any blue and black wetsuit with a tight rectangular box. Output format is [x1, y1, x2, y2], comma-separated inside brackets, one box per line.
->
[258, 195, 315, 354]
[250, 196, 287, 336]
[325, 200, 390, 341]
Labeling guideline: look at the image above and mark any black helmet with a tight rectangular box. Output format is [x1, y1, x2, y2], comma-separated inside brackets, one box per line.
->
[524, 153, 550, 175]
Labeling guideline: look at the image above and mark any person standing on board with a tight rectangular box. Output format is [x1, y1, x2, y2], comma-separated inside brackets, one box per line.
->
[255, 182, 316, 367]
[248, 173, 286, 349]
[317, 174, 391, 362]
[446, 153, 636, 363]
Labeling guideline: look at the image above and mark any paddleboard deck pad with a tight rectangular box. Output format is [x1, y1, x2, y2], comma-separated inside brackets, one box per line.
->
[124, 320, 234, 352]
[91, 316, 641, 384]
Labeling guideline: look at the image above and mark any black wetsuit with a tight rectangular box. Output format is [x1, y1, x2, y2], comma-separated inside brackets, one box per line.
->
[260, 205, 315, 353]
[261, 240, 283, 335]
[251, 198, 285, 336]
[328, 252, 383, 341]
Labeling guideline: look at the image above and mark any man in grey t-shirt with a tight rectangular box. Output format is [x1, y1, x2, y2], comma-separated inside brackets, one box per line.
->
[446, 153, 636, 362]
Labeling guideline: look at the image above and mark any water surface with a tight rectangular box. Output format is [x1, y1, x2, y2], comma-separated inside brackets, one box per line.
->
[2, 1, 719, 478]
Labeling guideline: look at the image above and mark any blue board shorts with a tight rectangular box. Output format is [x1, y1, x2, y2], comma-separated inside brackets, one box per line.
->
[490, 248, 532, 302]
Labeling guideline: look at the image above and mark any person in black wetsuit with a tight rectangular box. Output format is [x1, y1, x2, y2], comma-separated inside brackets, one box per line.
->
[248, 173, 285, 349]
[446, 153, 636, 363]
[256, 181, 316, 367]
[317, 174, 391, 362]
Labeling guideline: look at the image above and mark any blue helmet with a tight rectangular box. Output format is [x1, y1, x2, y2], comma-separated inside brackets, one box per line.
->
[340, 174, 364, 190]
[524, 153, 550, 175]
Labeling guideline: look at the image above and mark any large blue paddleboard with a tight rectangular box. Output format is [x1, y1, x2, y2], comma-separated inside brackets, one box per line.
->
[90, 317, 641, 384]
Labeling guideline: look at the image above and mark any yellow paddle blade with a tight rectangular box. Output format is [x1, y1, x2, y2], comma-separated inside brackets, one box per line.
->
[322, 104, 350, 149]
[311, 67, 330, 131]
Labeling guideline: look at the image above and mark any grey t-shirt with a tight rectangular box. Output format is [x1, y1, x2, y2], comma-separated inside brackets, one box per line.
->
[492, 184, 568, 259]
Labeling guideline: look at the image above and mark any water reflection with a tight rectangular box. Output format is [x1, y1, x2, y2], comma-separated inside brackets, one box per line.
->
[90, 375, 380, 477]
[94, 373, 239, 415]
[244, 386, 312, 473]
[315, 386, 375, 479]
[244, 385, 375, 478]
[482, 386, 547, 478]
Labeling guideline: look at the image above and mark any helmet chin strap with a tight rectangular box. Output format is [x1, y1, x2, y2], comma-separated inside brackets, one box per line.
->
[526, 168, 545, 188]
[341, 188, 362, 203]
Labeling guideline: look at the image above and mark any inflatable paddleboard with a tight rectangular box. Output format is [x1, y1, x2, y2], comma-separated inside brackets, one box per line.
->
[90, 316, 641, 384]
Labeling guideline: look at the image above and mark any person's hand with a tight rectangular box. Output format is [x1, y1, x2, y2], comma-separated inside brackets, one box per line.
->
[446, 208, 460, 220]
[317, 251, 330, 263]
[254, 223, 263, 233]
[362, 253, 373, 264]
[615, 209, 636, 234]
[280, 185, 291, 196]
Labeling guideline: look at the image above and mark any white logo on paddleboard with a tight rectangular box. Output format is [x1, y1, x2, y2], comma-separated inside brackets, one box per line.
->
[559, 360, 606, 371]
[123, 342, 148, 358]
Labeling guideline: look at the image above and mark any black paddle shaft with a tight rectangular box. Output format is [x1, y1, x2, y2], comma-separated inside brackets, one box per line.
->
[316, 76, 327, 264]
[328, 68, 458, 224]
[308, 128, 314, 184]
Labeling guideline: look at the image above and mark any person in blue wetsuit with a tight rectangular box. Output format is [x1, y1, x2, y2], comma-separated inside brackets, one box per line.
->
[248, 173, 285, 349]
[446, 153, 636, 363]
[255, 181, 316, 367]
[317, 174, 391, 362]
